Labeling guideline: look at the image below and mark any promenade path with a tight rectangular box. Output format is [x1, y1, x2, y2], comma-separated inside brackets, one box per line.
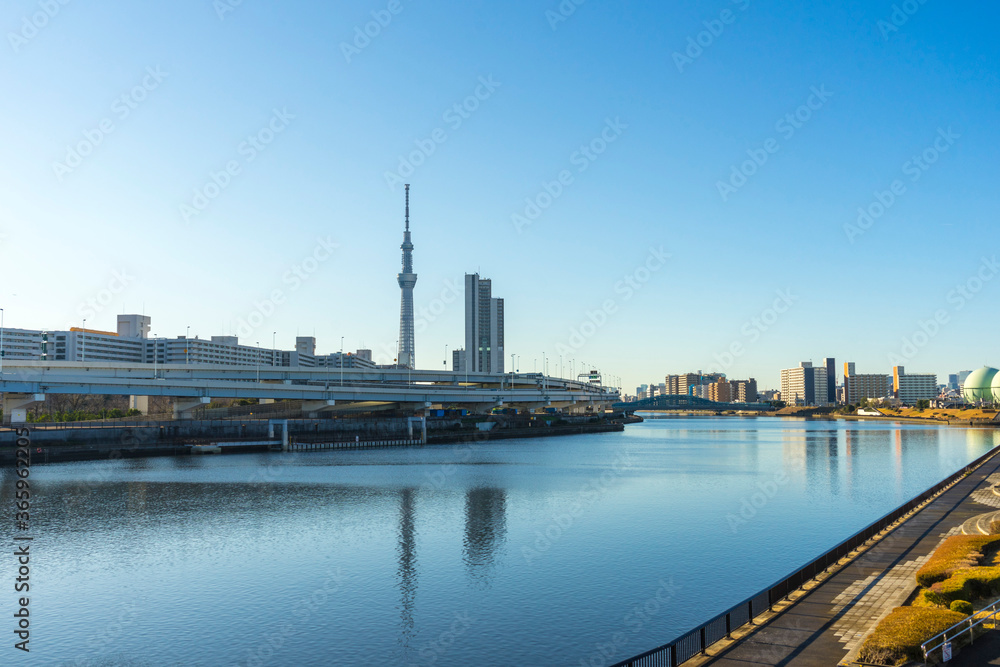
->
[692, 449, 1000, 667]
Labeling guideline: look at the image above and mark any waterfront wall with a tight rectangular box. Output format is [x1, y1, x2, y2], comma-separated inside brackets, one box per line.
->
[0, 415, 632, 464]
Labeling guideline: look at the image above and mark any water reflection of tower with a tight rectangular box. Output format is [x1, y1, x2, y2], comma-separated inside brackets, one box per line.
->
[464, 487, 507, 587]
[397, 488, 417, 643]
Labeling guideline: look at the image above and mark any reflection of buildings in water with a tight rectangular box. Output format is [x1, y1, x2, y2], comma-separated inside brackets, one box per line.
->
[397, 488, 417, 644]
[966, 429, 1000, 461]
[894, 428, 904, 497]
[824, 431, 841, 496]
[842, 428, 856, 497]
[463, 487, 507, 587]
[782, 429, 808, 477]
[127, 481, 148, 515]
[896, 428, 942, 491]
[804, 430, 839, 492]
[732, 426, 759, 470]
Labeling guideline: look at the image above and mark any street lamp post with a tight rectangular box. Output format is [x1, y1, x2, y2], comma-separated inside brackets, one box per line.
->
[152, 335, 157, 379]
[542, 352, 546, 393]
[272, 331, 277, 367]
[510, 352, 515, 400]
[445, 344, 448, 369]
[0, 307, 4, 377]
[256, 342, 260, 384]
[82, 318, 86, 363]
[340, 336, 344, 387]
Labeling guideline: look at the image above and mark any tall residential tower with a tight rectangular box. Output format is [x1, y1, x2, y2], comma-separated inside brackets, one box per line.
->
[464, 273, 504, 374]
[397, 185, 417, 369]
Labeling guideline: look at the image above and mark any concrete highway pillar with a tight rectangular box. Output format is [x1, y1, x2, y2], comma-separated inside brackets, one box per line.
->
[129, 395, 149, 415]
[2, 393, 45, 424]
[172, 397, 211, 420]
[301, 400, 336, 418]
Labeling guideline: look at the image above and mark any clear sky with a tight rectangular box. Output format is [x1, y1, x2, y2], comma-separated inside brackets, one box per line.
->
[2, 0, 998, 391]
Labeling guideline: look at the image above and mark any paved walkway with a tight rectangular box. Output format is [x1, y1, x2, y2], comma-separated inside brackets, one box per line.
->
[949, 630, 1000, 665]
[698, 450, 1000, 667]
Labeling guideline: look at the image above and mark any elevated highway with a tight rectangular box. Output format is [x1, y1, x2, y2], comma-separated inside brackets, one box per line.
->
[0, 361, 619, 421]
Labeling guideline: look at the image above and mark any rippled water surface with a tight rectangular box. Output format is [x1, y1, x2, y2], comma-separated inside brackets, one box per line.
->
[12, 417, 1000, 666]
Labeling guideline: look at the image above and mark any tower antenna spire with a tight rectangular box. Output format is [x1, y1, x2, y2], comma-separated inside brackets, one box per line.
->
[397, 184, 417, 369]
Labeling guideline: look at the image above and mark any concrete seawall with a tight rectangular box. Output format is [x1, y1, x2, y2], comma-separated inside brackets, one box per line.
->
[0, 417, 633, 464]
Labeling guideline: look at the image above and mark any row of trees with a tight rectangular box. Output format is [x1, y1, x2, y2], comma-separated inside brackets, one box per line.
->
[27, 408, 145, 422]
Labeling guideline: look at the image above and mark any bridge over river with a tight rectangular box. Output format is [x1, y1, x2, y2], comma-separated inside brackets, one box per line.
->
[613, 394, 776, 413]
[0, 361, 619, 422]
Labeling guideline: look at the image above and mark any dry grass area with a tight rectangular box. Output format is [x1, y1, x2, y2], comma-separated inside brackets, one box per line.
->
[856, 607, 966, 665]
[878, 407, 998, 421]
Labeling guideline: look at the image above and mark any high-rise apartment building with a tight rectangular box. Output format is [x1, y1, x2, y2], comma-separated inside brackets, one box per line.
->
[730, 379, 758, 403]
[823, 358, 836, 404]
[893, 366, 938, 405]
[665, 372, 725, 395]
[780, 362, 829, 406]
[957, 370, 973, 392]
[708, 381, 732, 403]
[665, 374, 699, 395]
[843, 362, 891, 404]
[464, 273, 504, 374]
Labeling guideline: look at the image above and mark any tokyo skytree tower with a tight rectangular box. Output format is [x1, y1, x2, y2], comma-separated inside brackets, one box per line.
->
[397, 184, 417, 369]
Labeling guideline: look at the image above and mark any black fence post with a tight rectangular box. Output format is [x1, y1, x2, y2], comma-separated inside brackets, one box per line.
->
[725, 613, 732, 639]
[748, 599, 754, 624]
[700, 627, 707, 654]
[670, 643, 677, 666]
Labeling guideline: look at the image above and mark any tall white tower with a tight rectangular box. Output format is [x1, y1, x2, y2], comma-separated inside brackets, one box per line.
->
[397, 184, 417, 369]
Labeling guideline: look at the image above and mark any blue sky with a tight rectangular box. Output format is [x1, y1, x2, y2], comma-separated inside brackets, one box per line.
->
[1, 0, 997, 391]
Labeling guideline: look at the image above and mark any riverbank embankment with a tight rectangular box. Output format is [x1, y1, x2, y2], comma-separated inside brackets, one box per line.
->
[0, 414, 640, 465]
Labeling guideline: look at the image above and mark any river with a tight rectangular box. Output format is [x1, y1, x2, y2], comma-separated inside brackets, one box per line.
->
[10, 416, 999, 666]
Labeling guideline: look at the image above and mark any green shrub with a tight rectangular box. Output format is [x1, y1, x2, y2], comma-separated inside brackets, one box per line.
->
[857, 607, 966, 666]
[950, 600, 974, 615]
[915, 535, 1000, 587]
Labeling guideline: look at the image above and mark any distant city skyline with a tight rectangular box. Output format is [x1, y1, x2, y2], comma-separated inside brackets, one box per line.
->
[4, 1, 998, 391]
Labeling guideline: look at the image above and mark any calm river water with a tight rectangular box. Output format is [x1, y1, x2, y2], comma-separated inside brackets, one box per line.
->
[9, 417, 1000, 666]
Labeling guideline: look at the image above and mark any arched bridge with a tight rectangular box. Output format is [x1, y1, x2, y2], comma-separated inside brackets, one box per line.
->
[613, 394, 775, 413]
